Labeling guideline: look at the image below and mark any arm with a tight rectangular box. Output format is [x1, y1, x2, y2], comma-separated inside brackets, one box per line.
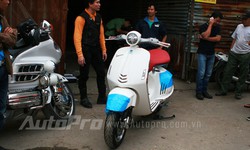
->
[73, 16, 85, 66]
[100, 20, 107, 61]
[200, 18, 215, 39]
[204, 35, 221, 42]
[230, 39, 236, 49]
[0, 17, 17, 49]
[116, 28, 129, 35]
[159, 35, 167, 49]
[0, 27, 17, 48]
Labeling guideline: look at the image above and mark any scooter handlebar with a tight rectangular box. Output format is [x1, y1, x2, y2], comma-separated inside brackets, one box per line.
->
[106, 31, 171, 48]
[141, 38, 171, 48]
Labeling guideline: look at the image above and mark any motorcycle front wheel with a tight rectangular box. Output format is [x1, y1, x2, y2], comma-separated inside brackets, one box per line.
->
[104, 112, 127, 149]
[43, 83, 75, 120]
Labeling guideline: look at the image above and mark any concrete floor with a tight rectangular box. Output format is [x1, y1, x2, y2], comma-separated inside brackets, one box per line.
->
[0, 50, 250, 150]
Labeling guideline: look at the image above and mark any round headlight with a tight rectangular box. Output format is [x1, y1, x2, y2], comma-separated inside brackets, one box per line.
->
[39, 75, 49, 87]
[126, 31, 141, 46]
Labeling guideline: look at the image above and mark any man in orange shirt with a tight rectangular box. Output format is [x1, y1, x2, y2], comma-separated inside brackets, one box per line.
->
[73, 0, 107, 108]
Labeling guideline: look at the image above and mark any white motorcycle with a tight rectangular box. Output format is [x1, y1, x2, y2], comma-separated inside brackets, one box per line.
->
[104, 31, 174, 149]
[213, 52, 250, 87]
[5, 18, 76, 122]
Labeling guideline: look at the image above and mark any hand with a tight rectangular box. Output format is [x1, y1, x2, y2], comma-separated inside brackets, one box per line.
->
[4, 27, 14, 34]
[209, 17, 215, 25]
[78, 56, 85, 66]
[198, 34, 203, 39]
[102, 53, 107, 61]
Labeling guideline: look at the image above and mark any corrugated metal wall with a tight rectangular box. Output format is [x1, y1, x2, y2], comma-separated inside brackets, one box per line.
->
[7, 0, 68, 73]
[132, 0, 250, 80]
[191, 0, 250, 53]
[188, 0, 250, 81]
[102, 0, 192, 79]
[156, 0, 192, 79]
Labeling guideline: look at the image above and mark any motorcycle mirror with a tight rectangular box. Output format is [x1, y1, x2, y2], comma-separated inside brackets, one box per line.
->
[41, 20, 53, 32]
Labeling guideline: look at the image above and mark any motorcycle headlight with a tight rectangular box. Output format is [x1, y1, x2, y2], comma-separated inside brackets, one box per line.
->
[126, 31, 141, 46]
[39, 75, 49, 88]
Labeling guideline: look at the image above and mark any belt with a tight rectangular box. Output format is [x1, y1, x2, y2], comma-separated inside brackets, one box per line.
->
[0, 60, 5, 67]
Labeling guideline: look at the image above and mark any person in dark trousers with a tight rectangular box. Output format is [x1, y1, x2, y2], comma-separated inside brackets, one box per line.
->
[135, 3, 167, 50]
[216, 11, 250, 100]
[0, 0, 18, 129]
[73, 0, 107, 108]
[196, 11, 223, 100]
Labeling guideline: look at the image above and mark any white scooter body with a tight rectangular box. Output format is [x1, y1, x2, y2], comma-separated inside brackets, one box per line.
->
[106, 32, 174, 116]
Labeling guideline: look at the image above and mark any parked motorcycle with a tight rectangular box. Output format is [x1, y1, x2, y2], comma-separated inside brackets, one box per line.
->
[104, 31, 174, 148]
[213, 52, 250, 88]
[5, 18, 75, 122]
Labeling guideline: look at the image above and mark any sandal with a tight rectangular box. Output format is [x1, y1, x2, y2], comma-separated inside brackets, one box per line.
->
[244, 104, 250, 108]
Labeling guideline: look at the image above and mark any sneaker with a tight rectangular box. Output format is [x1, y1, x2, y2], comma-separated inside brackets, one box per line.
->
[203, 91, 213, 99]
[97, 95, 107, 104]
[196, 93, 204, 100]
[80, 98, 92, 108]
[215, 91, 227, 96]
[234, 93, 242, 100]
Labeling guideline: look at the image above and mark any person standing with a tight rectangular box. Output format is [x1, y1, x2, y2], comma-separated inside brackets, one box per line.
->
[216, 11, 250, 100]
[196, 11, 223, 100]
[74, 0, 107, 108]
[135, 3, 167, 50]
[0, 0, 17, 129]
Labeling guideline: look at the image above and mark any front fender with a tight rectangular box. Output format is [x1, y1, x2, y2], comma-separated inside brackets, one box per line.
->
[106, 88, 137, 113]
[53, 73, 68, 83]
[47, 73, 68, 86]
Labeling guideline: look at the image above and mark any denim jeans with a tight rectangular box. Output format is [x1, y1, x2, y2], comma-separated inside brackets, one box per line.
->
[196, 53, 215, 94]
[0, 66, 8, 129]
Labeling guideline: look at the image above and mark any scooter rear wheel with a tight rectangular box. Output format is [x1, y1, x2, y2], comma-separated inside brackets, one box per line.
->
[104, 112, 127, 149]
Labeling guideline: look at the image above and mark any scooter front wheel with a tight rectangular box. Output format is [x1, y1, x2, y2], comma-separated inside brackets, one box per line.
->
[104, 112, 127, 149]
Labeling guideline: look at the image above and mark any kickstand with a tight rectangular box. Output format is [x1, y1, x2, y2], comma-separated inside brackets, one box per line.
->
[153, 114, 175, 120]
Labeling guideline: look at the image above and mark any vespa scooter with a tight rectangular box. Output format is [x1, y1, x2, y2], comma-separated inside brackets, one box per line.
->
[104, 31, 174, 149]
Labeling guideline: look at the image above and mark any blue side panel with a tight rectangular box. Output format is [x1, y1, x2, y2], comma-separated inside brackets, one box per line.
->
[106, 94, 130, 113]
[159, 70, 173, 92]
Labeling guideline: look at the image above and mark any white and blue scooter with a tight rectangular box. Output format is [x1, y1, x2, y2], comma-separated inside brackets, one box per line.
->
[104, 31, 174, 149]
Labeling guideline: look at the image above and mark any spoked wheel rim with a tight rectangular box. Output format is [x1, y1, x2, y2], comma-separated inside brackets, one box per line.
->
[51, 83, 74, 118]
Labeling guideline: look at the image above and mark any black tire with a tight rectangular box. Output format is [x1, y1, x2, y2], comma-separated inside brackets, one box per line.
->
[215, 67, 237, 91]
[43, 83, 75, 120]
[215, 68, 224, 87]
[104, 112, 127, 149]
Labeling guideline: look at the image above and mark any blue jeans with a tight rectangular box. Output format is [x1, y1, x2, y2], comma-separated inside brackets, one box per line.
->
[0, 66, 8, 129]
[196, 53, 215, 94]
